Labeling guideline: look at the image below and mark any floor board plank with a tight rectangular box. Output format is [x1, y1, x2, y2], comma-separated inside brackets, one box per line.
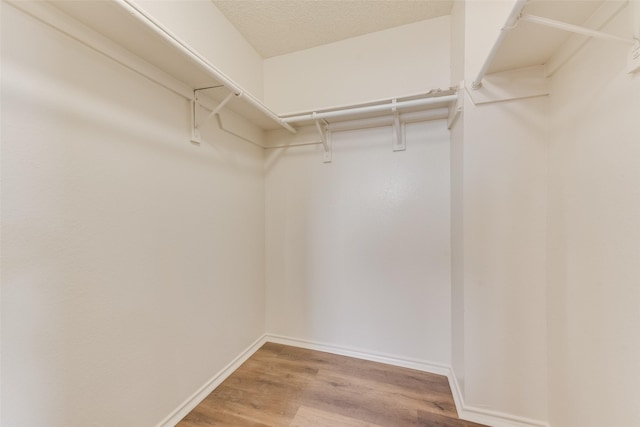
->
[177, 343, 487, 427]
[290, 406, 386, 427]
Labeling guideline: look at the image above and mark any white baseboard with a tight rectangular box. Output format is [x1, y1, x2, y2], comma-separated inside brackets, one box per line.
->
[269, 334, 551, 427]
[156, 334, 268, 427]
[157, 333, 550, 427]
[448, 369, 551, 427]
[264, 333, 451, 377]
[447, 367, 466, 419]
[461, 407, 551, 427]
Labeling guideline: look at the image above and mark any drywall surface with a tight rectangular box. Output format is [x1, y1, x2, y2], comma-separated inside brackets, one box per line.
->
[447, 1, 549, 423]
[263, 17, 451, 115]
[450, 110, 465, 394]
[547, 8, 640, 427]
[134, 0, 264, 99]
[449, 0, 465, 397]
[460, 92, 549, 423]
[450, 0, 466, 86]
[1, 5, 265, 426]
[264, 121, 451, 365]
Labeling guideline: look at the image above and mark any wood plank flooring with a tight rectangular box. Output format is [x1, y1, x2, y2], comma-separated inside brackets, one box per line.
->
[177, 343, 487, 427]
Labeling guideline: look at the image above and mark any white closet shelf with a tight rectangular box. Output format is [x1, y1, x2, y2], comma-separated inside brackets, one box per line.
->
[10, 0, 461, 147]
[473, 0, 637, 88]
[21, 0, 295, 133]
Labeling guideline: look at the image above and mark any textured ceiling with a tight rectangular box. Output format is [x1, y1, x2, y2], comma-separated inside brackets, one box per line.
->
[212, 0, 453, 58]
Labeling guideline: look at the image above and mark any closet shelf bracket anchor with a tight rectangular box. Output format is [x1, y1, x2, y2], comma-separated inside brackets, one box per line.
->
[447, 89, 463, 129]
[191, 99, 202, 144]
[391, 99, 405, 152]
[313, 113, 332, 163]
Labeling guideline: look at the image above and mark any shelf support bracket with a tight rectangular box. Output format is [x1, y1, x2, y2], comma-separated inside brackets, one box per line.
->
[391, 99, 405, 152]
[191, 99, 202, 143]
[191, 89, 238, 144]
[313, 113, 332, 163]
[447, 89, 463, 129]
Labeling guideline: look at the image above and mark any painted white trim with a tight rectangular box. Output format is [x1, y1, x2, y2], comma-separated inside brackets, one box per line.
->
[461, 406, 551, 427]
[156, 333, 550, 427]
[156, 334, 268, 427]
[449, 368, 551, 427]
[264, 334, 451, 377]
[265, 335, 551, 427]
[447, 368, 465, 419]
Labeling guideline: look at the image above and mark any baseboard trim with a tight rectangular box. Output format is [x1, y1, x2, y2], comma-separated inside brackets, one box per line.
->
[158, 333, 550, 427]
[447, 367, 465, 419]
[461, 407, 551, 427]
[448, 369, 550, 427]
[266, 335, 550, 426]
[264, 333, 451, 377]
[156, 334, 268, 427]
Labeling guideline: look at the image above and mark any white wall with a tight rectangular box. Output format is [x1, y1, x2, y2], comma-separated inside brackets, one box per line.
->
[449, 0, 466, 397]
[262, 14, 453, 364]
[264, 121, 451, 364]
[1, 5, 265, 426]
[135, 0, 265, 99]
[449, 114, 465, 393]
[10, 2, 640, 427]
[450, 0, 466, 85]
[263, 17, 451, 114]
[449, 1, 549, 423]
[461, 93, 548, 423]
[547, 7, 640, 427]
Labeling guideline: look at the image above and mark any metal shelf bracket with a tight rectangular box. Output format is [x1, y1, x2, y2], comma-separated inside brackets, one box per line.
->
[191, 99, 202, 143]
[191, 88, 237, 144]
[391, 99, 406, 152]
[447, 89, 463, 129]
[313, 113, 332, 163]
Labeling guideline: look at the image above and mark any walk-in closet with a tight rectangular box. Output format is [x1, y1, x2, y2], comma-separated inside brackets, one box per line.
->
[2, 1, 639, 426]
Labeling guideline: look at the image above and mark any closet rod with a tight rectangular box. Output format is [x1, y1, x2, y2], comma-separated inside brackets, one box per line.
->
[472, 0, 528, 89]
[115, 0, 297, 134]
[281, 94, 458, 123]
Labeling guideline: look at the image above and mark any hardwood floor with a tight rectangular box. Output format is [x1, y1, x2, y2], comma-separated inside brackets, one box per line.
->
[177, 343, 487, 427]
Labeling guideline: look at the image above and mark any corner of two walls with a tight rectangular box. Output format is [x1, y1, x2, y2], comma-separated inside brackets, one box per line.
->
[458, 90, 549, 426]
[63, 2, 638, 426]
[262, 16, 452, 114]
[262, 17, 454, 367]
[452, 2, 640, 427]
[450, 0, 549, 425]
[449, 0, 467, 400]
[1, 3, 458, 425]
[14, 1, 639, 425]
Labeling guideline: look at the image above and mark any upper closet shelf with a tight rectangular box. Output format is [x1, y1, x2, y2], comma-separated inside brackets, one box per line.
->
[473, 0, 639, 89]
[16, 0, 295, 133]
[10, 0, 461, 150]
